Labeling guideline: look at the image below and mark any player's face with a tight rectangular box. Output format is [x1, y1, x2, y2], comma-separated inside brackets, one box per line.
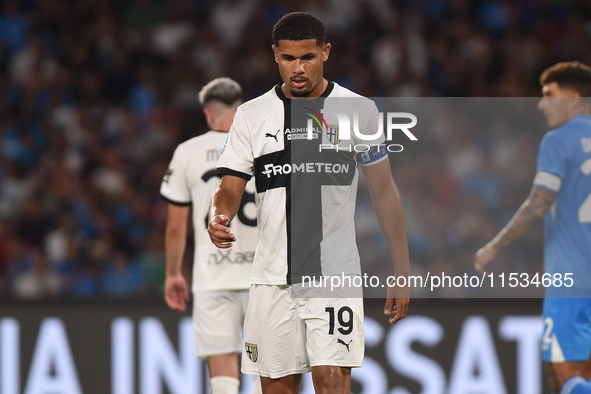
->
[538, 82, 581, 128]
[273, 39, 331, 98]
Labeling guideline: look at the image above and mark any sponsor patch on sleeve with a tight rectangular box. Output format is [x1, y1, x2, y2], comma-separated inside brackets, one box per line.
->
[356, 144, 388, 166]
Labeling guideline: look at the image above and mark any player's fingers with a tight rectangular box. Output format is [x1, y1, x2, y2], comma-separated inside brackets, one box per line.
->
[384, 298, 394, 315]
[209, 215, 231, 230]
[389, 299, 409, 322]
[164, 295, 174, 309]
[389, 309, 407, 324]
[208, 222, 232, 235]
[474, 261, 484, 275]
[209, 231, 235, 244]
[389, 314, 404, 325]
[165, 294, 184, 311]
[209, 231, 236, 246]
[397, 300, 409, 318]
[208, 225, 236, 239]
[211, 239, 234, 249]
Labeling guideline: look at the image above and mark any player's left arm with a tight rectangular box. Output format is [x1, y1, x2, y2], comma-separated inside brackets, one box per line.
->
[164, 203, 191, 312]
[361, 158, 410, 325]
[475, 183, 557, 273]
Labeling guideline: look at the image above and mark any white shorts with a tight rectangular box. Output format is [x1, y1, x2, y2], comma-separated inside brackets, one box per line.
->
[192, 289, 249, 359]
[241, 284, 364, 379]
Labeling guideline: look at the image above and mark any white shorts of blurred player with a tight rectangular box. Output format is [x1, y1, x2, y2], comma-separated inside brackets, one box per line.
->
[241, 284, 364, 379]
[193, 289, 249, 358]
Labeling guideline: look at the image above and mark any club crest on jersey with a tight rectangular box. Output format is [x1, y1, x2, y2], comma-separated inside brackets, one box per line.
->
[325, 125, 340, 144]
[245, 342, 258, 362]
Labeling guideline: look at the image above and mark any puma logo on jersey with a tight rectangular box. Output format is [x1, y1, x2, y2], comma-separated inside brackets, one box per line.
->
[265, 130, 280, 142]
[163, 169, 173, 183]
[337, 339, 352, 352]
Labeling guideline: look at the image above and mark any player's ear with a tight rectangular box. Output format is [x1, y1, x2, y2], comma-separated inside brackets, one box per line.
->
[322, 43, 331, 62]
[203, 108, 215, 129]
[272, 44, 279, 63]
[569, 90, 582, 98]
[566, 90, 583, 109]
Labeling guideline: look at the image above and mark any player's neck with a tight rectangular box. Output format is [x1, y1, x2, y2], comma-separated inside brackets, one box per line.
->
[569, 108, 591, 122]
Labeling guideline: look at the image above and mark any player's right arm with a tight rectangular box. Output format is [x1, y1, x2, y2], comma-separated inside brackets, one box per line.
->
[475, 181, 557, 273]
[164, 203, 190, 312]
[161, 145, 192, 312]
[475, 130, 565, 273]
[211, 107, 254, 248]
[208, 175, 247, 248]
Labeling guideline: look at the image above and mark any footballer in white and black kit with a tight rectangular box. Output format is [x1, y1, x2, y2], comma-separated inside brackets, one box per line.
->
[217, 81, 387, 377]
[218, 82, 385, 286]
[209, 13, 410, 391]
[161, 131, 258, 357]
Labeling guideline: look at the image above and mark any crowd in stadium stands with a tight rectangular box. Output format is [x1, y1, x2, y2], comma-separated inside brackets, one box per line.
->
[1, 0, 590, 299]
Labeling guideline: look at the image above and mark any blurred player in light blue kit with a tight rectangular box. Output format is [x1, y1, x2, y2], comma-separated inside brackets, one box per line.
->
[475, 61, 591, 394]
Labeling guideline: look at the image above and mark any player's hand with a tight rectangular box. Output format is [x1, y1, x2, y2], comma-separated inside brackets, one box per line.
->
[208, 215, 236, 248]
[474, 243, 498, 274]
[384, 297, 409, 325]
[385, 283, 409, 325]
[164, 274, 189, 312]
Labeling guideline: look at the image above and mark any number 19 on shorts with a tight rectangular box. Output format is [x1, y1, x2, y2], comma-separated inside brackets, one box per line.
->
[325, 307, 353, 335]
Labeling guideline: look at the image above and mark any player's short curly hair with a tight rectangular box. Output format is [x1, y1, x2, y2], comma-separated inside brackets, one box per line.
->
[272, 12, 326, 47]
[198, 77, 242, 107]
[540, 61, 591, 97]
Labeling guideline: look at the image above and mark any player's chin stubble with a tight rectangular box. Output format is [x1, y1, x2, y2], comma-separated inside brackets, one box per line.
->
[290, 89, 312, 97]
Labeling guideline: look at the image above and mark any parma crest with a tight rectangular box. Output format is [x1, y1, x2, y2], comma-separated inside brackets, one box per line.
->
[245, 342, 258, 362]
[326, 125, 340, 145]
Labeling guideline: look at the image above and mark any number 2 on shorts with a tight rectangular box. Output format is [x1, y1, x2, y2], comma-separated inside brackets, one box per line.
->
[325, 306, 353, 335]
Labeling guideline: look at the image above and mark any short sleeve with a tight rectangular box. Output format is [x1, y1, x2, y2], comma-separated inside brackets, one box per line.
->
[160, 146, 191, 205]
[537, 131, 569, 180]
[354, 101, 387, 166]
[217, 107, 254, 180]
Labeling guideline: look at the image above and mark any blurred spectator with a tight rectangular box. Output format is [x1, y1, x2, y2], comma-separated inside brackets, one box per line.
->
[102, 251, 146, 298]
[0, 0, 28, 55]
[7, 243, 63, 299]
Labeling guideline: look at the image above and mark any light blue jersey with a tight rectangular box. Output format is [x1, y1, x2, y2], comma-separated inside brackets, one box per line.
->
[538, 114, 591, 362]
[537, 114, 591, 298]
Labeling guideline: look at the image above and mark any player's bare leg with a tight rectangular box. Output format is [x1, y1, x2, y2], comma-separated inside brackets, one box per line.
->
[208, 354, 240, 394]
[546, 359, 591, 393]
[260, 374, 302, 394]
[312, 366, 351, 394]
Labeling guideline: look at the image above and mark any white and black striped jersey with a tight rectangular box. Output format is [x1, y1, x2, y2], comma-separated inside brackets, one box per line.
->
[217, 82, 387, 285]
[160, 131, 257, 291]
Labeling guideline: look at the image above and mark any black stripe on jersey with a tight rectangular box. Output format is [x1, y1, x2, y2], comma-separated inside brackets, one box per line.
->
[217, 167, 252, 181]
[160, 194, 192, 206]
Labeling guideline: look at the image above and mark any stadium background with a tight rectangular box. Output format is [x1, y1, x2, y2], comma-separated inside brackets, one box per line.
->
[0, 0, 589, 392]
